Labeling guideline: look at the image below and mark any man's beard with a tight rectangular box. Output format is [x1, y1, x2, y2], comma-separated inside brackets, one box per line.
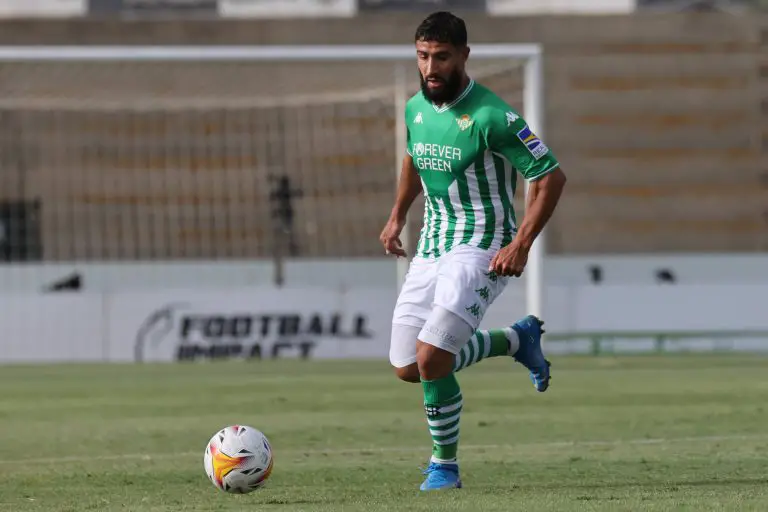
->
[420, 69, 463, 105]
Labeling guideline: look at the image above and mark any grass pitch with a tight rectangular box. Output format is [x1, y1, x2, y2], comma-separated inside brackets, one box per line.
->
[0, 355, 767, 511]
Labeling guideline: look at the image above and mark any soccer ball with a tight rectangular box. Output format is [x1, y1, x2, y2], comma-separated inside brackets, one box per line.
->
[203, 425, 274, 493]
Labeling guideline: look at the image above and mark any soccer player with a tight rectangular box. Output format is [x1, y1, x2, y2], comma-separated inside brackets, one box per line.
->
[379, 12, 567, 491]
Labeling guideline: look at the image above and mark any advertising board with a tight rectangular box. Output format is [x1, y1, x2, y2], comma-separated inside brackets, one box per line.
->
[107, 287, 394, 362]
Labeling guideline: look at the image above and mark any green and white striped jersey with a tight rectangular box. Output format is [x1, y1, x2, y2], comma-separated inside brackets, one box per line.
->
[405, 80, 559, 259]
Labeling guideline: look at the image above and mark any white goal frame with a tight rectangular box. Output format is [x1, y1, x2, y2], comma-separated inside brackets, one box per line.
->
[0, 44, 545, 318]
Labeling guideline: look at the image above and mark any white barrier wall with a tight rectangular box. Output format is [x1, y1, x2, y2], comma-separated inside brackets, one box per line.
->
[4, 254, 768, 293]
[0, 294, 105, 363]
[548, 255, 768, 286]
[1, 282, 767, 364]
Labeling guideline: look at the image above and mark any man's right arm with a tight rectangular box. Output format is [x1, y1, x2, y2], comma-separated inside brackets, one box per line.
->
[380, 155, 421, 257]
[389, 154, 422, 223]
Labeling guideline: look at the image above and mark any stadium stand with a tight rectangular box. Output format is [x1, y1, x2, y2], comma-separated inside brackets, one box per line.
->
[0, 14, 763, 259]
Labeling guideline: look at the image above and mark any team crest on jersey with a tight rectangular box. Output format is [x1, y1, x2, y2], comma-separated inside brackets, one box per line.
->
[456, 114, 473, 131]
[516, 125, 549, 160]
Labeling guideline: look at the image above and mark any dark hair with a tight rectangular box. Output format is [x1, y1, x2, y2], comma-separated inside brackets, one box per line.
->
[414, 11, 468, 47]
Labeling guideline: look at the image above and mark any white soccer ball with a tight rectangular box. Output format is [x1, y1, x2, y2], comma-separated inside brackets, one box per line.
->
[203, 425, 274, 494]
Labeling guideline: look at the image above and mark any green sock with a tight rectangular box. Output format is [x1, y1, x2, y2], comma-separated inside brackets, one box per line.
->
[453, 329, 512, 372]
[422, 373, 463, 463]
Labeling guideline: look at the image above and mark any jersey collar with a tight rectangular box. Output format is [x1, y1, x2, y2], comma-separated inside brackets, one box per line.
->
[432, 79, 475, 114]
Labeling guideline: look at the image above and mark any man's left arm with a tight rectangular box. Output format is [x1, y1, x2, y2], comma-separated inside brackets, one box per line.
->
[485, 109, 567, 277]
[514, 167, 567, 253]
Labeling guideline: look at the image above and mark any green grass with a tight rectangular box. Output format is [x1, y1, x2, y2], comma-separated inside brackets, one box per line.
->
[1, 355, 767, 511]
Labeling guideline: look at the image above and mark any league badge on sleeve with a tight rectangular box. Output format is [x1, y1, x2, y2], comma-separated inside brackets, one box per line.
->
[516, 125, 549, 160]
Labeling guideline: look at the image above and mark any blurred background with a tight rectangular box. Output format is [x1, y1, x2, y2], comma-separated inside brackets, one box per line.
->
[0, 0, 766, 363]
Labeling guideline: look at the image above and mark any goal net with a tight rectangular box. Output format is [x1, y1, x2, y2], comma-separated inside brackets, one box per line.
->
[0, 45, 544, 315]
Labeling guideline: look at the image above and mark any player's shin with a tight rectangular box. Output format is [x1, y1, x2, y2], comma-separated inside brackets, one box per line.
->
[453, 328, 519, 372]
[422, 373, 462, 463]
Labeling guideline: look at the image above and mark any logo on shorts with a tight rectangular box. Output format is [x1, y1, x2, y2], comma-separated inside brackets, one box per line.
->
[423, 324, 458, 345]
[475, 286, 490, 302]
[484, 271, 499, 283]
[466, 303, 481, 319]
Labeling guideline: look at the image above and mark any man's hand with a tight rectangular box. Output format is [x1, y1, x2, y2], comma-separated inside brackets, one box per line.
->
[489, 240, 530, 277]
[379, 217, 407, 258]
[490, 167, 567, 277]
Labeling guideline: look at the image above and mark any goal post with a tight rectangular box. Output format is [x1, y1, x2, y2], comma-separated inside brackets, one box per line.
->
[0, 44, 545, 317]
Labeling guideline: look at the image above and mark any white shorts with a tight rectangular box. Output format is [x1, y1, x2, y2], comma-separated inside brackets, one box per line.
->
[390, 245, 508, 367]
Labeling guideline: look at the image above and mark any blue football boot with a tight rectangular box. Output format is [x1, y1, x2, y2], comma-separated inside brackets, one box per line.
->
[420, 462, 462, 491]
[511, 315, 551, 392]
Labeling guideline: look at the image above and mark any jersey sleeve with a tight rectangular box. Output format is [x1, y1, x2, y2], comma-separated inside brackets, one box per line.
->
[485, 108, 559, 181]
[406, 125, 412, 156]
[404, 103, 413, 157]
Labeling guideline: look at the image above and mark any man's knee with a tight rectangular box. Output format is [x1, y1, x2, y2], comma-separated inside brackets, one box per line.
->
[416, 341, 455, 381]
[393, 363, 420, 383]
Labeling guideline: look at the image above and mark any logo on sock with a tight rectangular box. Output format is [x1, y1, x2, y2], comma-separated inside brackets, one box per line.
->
[424, 404, 440, 419]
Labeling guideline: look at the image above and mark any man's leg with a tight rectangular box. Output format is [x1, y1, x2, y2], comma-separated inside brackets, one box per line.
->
[454, 317, 551, 392]
[435, 247, 550, 390]
[453, 327, 520, 372]
[395, 325, 516, 382]
[389, 257, 437, 382]
[391, 324, 422, 383]
[412, 251, 500, 491]
[395, 320, 549, 391]
[415, 247, 556, 491]
[417, 305, 472, 480]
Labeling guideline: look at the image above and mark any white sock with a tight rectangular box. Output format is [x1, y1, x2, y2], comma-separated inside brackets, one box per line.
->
[431, 455, 457, 465]
[504, 327, 520, 356]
